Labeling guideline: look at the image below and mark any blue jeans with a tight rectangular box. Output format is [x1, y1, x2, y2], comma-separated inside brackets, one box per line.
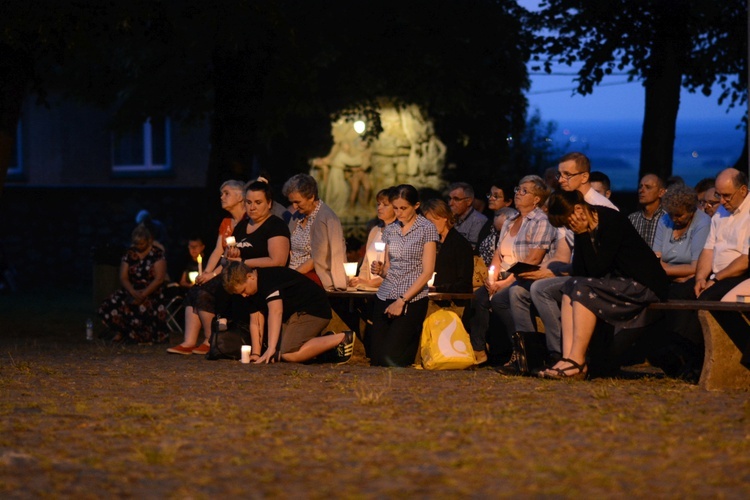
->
[529, 276, 570, 356]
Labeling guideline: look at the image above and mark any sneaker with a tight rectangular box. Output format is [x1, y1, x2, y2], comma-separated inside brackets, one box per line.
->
[166, 344, 194, 355]
[192, 343, 210, 356]
[333, 331, 355, 364]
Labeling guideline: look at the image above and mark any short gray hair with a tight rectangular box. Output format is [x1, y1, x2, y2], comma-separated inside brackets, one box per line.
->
[448, 182, 475, 199]
[518, 175, 550, 206]
[282, 173, 319, 200]
[220, 180, 245, 192]
[662, 184, 698, 215]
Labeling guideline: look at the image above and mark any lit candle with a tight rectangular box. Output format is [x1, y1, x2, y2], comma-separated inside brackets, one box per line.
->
[374, 241, 386, 262]
[344, 262, 358, 278]
[188, 271, 199, 284]
[428, 272, 436, 287]
[225, 236, 236, 247]
[488, 265, 495, 284]
[241, 345, 252, 364]
[197, 254, 203, 275]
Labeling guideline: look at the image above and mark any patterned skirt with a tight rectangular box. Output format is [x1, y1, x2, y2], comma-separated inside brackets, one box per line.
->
[562, 276, 660, 331]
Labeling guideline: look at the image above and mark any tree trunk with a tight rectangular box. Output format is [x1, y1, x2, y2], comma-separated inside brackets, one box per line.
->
[638, 6, 690, 186]
[638, 50, 683, 185]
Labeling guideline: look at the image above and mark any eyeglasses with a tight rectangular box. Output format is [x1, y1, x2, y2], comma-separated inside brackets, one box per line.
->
[699, 199, 719, 207]
[449, 196, 471, 203]
[555, 171, 585, 181]
[714, 190, 737, 202]
[514, 187, 530, 196]
[486, 192, 503, 200]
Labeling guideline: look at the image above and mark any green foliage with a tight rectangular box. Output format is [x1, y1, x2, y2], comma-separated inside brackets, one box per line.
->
[529, 0, 747, 112]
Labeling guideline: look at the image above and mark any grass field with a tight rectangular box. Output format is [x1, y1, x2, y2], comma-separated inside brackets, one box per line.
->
[1, 288, 749, 497]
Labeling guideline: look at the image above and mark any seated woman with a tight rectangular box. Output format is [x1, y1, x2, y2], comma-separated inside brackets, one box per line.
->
[282, 173, 347, 290]
[370, 184, 438, 367]
[652, 184, 711, 283]
[540, 189, 669, 379]
[470, 175, 556, 365]
[178, 236, 205, 289]
[349, 187, 397, 290]
[167, 180, 247, 355]
[476, 180, 515, 266]
[421, 198, 473, 293]
[98, 224, 169, 344]
[222, 262, 354, 364]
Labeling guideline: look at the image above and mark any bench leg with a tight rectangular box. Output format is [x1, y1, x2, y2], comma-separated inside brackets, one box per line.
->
[698, 310, 750, 390]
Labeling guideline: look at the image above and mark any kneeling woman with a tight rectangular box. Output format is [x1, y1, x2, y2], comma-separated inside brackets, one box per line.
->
[542, 190, 669, 379]
[222, 262, 352, 363]
[370, 184, 439, 367]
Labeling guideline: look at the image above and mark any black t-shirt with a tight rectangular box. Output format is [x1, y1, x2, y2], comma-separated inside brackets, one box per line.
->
[250, 267, 332, 322]
[234, 215, 291, 266]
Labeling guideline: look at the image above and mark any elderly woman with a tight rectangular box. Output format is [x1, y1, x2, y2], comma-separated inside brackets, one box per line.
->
[370, 184, 439, 367]
[539, 190, 669, 379]
[283, 173, 347, 290]
[470, 175, 556, 365]
[652, 184, 711, 283]
[167, 180, 248, 355]
[349, 187, 397, 290]
[98, 224, 169, 344]
[421, 198, 474, 293]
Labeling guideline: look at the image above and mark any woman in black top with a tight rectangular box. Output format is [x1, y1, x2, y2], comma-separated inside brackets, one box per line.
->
[421, 198, 473, 293]
[541, 189, 669, 379]
[222, 262, 352, 364]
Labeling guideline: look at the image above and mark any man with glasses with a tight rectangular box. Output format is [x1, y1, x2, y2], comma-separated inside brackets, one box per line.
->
[447, 182, 487, 249]
[628, 174, 666, 247]
[555, 152, 618, 210]
[695, 177, 720, 217]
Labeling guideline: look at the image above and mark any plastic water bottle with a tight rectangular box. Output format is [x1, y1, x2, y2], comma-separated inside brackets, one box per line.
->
[85, 318, 94, 341]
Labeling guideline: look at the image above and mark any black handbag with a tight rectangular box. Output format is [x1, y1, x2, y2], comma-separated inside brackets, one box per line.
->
[206, 319, 251, 360]
[511, 331, 548, 375]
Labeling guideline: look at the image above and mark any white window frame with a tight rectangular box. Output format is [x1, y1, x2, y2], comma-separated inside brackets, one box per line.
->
[111, 117, 171, 172]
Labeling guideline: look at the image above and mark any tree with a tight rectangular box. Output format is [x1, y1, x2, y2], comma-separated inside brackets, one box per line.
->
[529, 0, 747, 184]
[1, 0, 536, 200]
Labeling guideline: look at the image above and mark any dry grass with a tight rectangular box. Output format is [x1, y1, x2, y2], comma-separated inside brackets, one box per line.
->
[1, 288, 749, 498]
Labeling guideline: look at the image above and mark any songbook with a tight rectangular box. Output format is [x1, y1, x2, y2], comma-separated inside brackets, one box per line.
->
[506, 262, 541, 276]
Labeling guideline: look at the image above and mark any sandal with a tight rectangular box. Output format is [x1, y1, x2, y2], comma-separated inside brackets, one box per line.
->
[538, 357, 588, 380]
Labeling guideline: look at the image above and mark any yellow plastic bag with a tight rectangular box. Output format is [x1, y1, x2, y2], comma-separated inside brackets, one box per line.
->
[420, 309, 476, 370]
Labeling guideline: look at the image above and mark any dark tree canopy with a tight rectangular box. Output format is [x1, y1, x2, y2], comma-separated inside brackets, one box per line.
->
[528, 0, 747, 183]
[1, 0, 534, 196]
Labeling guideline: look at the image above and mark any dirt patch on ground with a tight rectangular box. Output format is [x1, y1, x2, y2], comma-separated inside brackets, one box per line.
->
[1, 288, 749, 497]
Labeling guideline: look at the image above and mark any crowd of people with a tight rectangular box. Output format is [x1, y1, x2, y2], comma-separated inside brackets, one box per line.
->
[96, 152, 750, 380]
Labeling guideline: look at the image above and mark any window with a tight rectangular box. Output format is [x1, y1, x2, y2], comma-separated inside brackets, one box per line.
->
[112, 117, 171, 173]
[7, 123, 23, 179]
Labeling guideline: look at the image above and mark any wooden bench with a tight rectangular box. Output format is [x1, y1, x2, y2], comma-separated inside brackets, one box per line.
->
[646, 300, 750, 391]
[325, 291, 750, 390]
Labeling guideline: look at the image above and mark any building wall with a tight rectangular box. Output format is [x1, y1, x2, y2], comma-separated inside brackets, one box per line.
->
[8, 96, 210, 187]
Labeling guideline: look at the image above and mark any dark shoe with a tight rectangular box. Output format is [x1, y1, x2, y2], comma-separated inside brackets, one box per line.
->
[494, 351, 521, 375]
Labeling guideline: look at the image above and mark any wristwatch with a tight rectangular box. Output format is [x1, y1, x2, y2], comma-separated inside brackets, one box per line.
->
[709, 273, 719, 282]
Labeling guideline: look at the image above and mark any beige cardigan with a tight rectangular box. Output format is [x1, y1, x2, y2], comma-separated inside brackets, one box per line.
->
[290, 201, 348, 290]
